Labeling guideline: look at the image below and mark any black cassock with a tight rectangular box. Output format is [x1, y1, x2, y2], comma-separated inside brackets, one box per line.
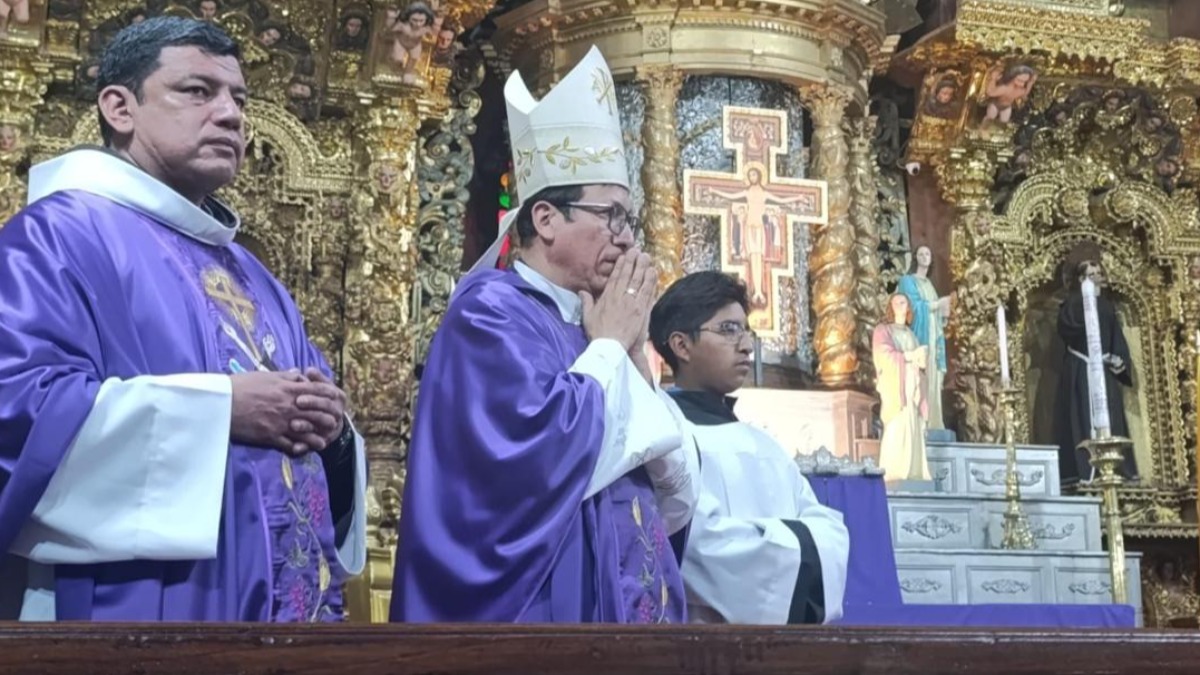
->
[1054, 292, 1139, 484]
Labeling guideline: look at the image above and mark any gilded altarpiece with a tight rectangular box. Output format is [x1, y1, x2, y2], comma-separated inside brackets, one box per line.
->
[903, 1, 1200, 554]
[0, 0, 491, 621]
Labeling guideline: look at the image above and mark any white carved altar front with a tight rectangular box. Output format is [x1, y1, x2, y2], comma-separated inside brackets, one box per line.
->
[731, 388, 879, 464]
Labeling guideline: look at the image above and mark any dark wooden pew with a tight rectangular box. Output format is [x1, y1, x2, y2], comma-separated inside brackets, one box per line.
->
[0, 624, 1195, 675]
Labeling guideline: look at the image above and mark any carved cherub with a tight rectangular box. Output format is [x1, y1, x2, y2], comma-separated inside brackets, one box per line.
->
[431, 24, 460, 67]
[335, 9, 369, 51]
[0, 0, 31, 36]
[386, 1, 439, 83]
[256, 24, 283, 48]
[0, 124, 19, 154]
[983, 62, 1038, 124]
[924, 74, 961, 119]
[197, 0, 218, 20]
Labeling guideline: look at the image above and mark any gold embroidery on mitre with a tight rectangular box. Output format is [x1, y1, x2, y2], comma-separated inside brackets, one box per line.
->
[592, 68, 616, 115]
[514, 136, 624, 184]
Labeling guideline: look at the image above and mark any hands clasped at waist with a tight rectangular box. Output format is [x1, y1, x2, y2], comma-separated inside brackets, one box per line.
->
[229, 368, 348, 456]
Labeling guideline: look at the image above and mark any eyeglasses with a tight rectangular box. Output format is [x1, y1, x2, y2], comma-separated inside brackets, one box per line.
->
[560, 201, 640, 238]
[698, 321, 755, 342]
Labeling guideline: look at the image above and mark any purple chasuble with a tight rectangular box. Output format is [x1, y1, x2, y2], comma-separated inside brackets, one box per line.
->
[391, 269, 686, 623]
[0, 190, 347, 621]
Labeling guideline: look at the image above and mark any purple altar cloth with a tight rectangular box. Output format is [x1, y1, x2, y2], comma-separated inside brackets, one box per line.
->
[806, 475, 902, 607]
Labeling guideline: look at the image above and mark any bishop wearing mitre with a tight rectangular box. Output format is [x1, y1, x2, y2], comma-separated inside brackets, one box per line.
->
[392, 46, 700, 623]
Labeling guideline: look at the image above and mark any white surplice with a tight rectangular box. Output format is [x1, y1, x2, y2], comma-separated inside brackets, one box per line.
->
[683, 420, 849, 624]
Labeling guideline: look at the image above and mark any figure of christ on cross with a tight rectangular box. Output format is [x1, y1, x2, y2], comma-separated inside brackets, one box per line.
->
[684, 106, 828, 339]
[686, 163, 825, 336]
[704, 163, 816, 306]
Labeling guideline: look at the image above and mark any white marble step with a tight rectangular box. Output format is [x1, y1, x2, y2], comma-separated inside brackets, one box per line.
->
[888, 492, 1103, 552]
[895, 549, 1143, 625]
[927, 442, 1062, 498]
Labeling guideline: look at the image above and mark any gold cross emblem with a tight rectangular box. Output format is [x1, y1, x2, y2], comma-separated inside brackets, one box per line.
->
[202, 266, 263, 364]
[592, 68, 615, 116]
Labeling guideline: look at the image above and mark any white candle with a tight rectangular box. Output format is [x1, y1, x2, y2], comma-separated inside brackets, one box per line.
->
[996, 304, 1010, 387]
[1081, 279, 1111, 437]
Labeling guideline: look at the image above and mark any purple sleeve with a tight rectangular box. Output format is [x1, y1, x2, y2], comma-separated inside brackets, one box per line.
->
[392, 278, 606, 622]
[0, 195, 108, 554]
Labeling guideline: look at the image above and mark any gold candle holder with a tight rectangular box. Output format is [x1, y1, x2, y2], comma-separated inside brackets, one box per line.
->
[1080, 434, 1131, 605]
[999, 386, 1035, 550]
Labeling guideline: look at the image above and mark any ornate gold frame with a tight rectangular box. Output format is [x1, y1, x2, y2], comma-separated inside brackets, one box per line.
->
[905, 0, 1200, 539]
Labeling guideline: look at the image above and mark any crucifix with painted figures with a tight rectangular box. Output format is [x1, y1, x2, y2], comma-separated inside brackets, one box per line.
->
[683, 105, 828, 339]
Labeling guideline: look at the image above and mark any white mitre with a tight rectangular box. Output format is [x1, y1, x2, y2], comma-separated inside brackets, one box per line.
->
[471, 45, 629, 272]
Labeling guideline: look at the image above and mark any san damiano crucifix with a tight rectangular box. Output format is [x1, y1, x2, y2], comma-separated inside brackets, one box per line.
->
[683, 105, 828, 339]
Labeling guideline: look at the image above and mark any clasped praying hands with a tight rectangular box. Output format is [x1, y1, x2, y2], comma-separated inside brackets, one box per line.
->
[578, 251, 658, 352]
[230, 368, 348, 456]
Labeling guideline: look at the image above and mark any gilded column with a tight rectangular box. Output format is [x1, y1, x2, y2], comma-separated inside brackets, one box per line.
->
[937, 130, 1011, 443]
[848, 115, 884, 386]
[346, 93, 421, 489]
[413, 54, 484, 369]
[802, 84, 857, 388]
[635, 65, 684, 287]
[342, 93, 421, 622]
[0, 57, 49, 224]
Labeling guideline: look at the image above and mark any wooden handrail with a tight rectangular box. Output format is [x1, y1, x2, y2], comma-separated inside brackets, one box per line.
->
[0, 624, 1194, 675]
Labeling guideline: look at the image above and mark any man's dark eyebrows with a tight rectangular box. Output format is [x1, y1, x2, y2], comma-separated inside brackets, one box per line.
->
[181, 74, 248, 97]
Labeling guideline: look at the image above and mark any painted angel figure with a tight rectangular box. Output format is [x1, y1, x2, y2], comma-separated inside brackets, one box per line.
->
[386, 1, 439, 83]
[0, 0, 31, 36]
[983, 63, 1038, 124]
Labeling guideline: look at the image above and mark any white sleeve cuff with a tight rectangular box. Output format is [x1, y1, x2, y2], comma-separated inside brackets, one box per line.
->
[569, 338, 628, 389]
[570, 340, 681, 500]
[10, 374, 231, 564]
[644, 392, 700, 534]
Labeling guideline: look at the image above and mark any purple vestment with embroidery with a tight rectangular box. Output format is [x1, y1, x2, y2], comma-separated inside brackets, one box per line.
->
[0, 190, 347, 621]
[391, 269, 686, 623]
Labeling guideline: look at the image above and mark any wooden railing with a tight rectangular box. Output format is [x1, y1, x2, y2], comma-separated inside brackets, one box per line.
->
[0, 624, 1196, 675]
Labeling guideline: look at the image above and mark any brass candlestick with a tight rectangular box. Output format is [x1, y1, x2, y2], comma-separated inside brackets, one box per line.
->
[1000, 386, 1035, 550]
[1080, 433, 1131, 605]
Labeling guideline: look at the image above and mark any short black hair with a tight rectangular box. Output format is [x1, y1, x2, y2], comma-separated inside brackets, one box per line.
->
[96, 16, 241, 144]
[650, 271, 749, 372]
[514, 184, 584, 247]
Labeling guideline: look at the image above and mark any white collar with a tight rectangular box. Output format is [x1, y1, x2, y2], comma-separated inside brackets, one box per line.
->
[514, 261, 582, 325]
[26, 147, 241, 246]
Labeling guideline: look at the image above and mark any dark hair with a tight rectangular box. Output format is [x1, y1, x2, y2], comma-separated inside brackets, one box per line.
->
[999, 63, 1037, 84]
[401, 2, 436, 23]
[514, 184, 584, 247]
[96, 17, 240, 144]
[650, 271, 749, 372]
[907, 244, 934, 275]
[1071, 259, 1102, 291]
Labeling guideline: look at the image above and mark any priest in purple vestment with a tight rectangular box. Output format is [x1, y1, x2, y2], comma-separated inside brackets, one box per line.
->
[0, 17, 366, 621]
[391, 46, 700, 623]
